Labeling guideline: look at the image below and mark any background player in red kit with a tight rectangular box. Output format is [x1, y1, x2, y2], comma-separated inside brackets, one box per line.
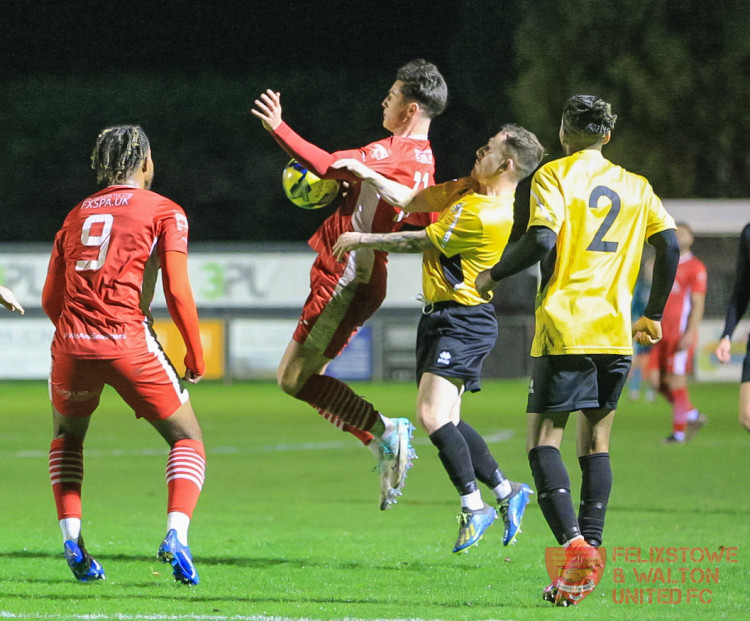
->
[251, 60, 448, 509]
[43, 125, 205, 584]
[648, 223, 707, 443]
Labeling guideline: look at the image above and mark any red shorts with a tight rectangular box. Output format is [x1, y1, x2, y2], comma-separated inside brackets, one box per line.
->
[647, 337, 695, 376]
[49, 342, 189, 421]
[293, 254, 386, 359]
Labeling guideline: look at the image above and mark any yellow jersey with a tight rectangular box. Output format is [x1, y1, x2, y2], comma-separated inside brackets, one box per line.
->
[527, 149, 675, 356]
[422, 178, 515, 306]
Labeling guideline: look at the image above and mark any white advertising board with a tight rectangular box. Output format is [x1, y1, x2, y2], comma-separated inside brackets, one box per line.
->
[0, 249, 423, 310]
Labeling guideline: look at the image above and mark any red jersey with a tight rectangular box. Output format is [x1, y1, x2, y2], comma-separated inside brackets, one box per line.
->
[661, 252, 707, 338]
[44, 186, 189, 358]
[272, 123, 435, 281]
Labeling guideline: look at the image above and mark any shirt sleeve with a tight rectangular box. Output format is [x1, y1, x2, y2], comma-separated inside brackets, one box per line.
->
[42, 231, 66, 323]
[692, 260, 708, 295]
[271, 122, 337, 178]
[157, 202, 190, 255]
[643, 185, 676, 238]
[527, 166, 565, 233]
[161, 250, 205, 376]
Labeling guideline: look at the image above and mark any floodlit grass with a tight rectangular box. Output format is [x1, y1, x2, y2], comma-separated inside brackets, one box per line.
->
[0, 379, 747, 620]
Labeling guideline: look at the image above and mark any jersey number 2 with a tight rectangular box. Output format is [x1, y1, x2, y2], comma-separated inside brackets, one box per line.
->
[76, 214, 113, 271]
[586, 186, 620, 253]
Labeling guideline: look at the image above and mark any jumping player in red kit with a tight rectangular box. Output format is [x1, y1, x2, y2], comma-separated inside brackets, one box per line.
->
[43, 125, 205, 584]
[648, 223, 707, 443]
[252, 60, 448, 509]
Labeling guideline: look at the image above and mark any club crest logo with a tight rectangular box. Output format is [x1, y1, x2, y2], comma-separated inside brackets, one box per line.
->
[544, 546, 606, 607]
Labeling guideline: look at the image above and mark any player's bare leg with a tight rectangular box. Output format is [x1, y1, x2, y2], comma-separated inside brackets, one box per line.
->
[739, 382, 750, 432]
[418, 374, 495, 551]
[50, 408, 105, 581]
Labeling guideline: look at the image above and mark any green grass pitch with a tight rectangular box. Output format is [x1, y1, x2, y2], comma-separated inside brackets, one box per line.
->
[0, 379, 747, 620]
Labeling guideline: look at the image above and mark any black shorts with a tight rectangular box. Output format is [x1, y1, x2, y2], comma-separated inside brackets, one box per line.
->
[526, 354, 632, 413]
[742, 334, 750, 383]
[416, 301, 497, 392]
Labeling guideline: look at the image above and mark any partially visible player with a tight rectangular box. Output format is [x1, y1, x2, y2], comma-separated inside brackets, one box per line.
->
[649, 223, 707, 443]
[476, 95, 678, 606]
[252, 60, 448, 509]
[715, 222, 750, 432]
[43, 126, 205, 585]
[628, 255, 655, 402]
[0, 285, 24, 314]
[332, 124, 543, 553]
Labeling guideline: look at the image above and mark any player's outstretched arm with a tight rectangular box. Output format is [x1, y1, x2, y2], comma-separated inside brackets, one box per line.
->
[252, 89, 340, 179]
[331, 158, 420, 208]
[0, 285, 24, 315]
[475, 225, 557, 298]
[333, 230, 432, 260]
[251, 89, 283, 131]
[161, 251, 205, 384]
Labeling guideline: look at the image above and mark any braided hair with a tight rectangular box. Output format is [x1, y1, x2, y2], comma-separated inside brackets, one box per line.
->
[91, 125, 150, 185]
[561, 95, 617, 148]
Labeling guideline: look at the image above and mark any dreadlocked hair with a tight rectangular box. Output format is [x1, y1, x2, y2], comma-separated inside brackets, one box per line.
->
[91, 125, 150, 185]
[562, 95, 617, 139]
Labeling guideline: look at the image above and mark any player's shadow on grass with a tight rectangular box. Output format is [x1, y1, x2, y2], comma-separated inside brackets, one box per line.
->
[0, 550, 485, 574]
[0, 590, 514, 609]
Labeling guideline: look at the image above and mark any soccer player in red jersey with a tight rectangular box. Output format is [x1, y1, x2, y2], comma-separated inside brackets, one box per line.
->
[648, 223, 708, 443]
[715, 222, 750, 432]
[43, 126, 205, 585]
[252, 60, 448, 509]
[0, 285, 24, 314]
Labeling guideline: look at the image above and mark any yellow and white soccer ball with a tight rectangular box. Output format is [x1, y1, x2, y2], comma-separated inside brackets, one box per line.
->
[281, 159, 340, 210]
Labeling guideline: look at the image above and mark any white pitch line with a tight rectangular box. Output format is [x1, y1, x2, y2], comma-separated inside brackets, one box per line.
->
[0, 614, 516, 621]
[0, 431, 513, 460]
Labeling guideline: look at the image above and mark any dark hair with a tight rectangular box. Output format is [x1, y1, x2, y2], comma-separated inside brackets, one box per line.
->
[562, 95, 617, 145]
[395, 59, 448, 119]
[500, 123, 545, 179]
[91, 125, 150, 185]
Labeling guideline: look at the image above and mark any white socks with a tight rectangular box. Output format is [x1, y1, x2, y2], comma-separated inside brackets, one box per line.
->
[59, 517, 81, 543]
[167, 511, 191, 546]
[493, 479, 513, 501]
[460, 490, 484, 511]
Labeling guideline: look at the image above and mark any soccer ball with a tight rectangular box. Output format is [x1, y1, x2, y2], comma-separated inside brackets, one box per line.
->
[281, 159, 340, 210]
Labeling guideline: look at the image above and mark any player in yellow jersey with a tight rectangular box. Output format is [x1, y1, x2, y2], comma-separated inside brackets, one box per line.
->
[332, 125, 544, 553]
[476, 96, 679, 606]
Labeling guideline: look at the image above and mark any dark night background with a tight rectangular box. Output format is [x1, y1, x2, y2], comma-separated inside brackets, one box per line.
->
[2, 0, 749, 244]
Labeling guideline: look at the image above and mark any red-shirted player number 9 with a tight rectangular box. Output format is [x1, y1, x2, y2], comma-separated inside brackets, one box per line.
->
[76, 214, 114, 271]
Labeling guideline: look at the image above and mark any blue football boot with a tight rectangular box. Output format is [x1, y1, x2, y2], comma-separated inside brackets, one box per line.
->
[158, 529, 199, 585]
[64, 540, 105, 582]
[498, 482, 533, 545]
[452, 503, 496, 553]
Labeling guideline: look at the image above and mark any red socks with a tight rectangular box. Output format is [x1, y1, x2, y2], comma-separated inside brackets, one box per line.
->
[671, 388, 694, 434]
[49, 437, 83, 520]
[296, 374, 376, 445]
[166, 439, 206, 518]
